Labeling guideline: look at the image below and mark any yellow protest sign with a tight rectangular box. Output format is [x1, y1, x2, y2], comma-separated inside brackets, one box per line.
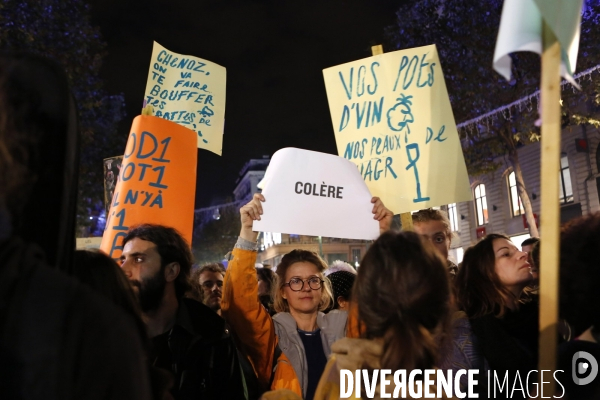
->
[144, 41, 226, 155]
[323, 45, 471, 214]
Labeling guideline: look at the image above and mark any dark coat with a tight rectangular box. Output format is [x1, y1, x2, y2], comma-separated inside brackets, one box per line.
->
[0, 238, 152, 400]
[151, 298, 247, 399]
[0, 53, 152, 400]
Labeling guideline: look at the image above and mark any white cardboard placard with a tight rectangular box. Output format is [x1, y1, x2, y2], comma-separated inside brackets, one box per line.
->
[253, 148, 379, 240]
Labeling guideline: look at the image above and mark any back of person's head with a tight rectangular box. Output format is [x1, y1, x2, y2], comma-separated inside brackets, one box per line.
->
[353, 231, 451, 371]
[256, 267, 276, 314]
[325, 260, 356, 276]
[0, 53, 78, 269]
[71, 250, 146, 338]
[455, 233, 515, 318]
[530, 241, 540, 270]
[328, 271, 356, 310]
[123, 224, 192, 299]
[256, 266, 276, 292]
[521, 237, 540, 249]
[273, 249, 333, 313]
[560, 213, 600, 336]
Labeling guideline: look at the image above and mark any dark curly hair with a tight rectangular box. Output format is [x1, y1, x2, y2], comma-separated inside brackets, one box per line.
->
[123, 224, 193, 299]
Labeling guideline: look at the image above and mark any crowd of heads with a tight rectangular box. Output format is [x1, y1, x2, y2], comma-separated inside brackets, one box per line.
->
[79, 205, 600, 398]
[2, 54, 598, 399]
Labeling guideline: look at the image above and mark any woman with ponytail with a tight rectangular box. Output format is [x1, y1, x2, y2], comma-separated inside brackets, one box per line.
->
[312, 230, 452, 399]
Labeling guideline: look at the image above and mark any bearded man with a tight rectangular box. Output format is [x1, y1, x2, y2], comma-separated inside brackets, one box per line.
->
[120, 224, 246, 399]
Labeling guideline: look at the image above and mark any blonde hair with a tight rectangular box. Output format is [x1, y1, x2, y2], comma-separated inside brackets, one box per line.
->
[272, 249, 333, 313]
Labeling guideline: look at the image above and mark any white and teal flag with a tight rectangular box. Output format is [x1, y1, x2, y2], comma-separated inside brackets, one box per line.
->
[493, 0, 584, 85]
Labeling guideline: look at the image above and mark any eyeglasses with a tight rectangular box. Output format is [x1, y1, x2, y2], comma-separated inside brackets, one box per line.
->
[284, 277, 324, 292]
[201, 281, 223, 289]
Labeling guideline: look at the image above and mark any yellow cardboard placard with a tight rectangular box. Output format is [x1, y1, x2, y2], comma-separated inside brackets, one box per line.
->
[323, 45, 472, 214]
[144, 41, 226, 155]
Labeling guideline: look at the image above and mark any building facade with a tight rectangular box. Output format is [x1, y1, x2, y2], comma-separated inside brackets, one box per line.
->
[233, 156, 270, 202]
[447, 124, 599, 263]
[194, 156, 270, 236]
[257, 233, 369, 269]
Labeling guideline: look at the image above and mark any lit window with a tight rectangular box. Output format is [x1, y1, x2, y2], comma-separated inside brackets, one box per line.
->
[508, 171, 524, 217]
[447, 203, 459, 232]
[351, 249, 361, 266]
[474, 184, 489, 226]
[559, 154, 573, 204]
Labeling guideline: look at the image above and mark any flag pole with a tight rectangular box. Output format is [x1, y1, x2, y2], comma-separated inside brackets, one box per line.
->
[538, 21, 561, 395]
[371, 44, 414, 232]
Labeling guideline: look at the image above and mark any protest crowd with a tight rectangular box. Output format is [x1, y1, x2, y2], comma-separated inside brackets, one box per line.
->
[1, 23, 599, 400]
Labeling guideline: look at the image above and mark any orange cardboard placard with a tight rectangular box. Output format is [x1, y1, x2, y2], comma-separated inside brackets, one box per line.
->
[100, 115, 197, 259]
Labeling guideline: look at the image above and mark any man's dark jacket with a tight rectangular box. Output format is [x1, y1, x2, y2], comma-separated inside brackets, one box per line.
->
[151, 298, 246, 399]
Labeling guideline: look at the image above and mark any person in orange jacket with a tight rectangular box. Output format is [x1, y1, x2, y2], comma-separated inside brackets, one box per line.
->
[221, 193, 392, 400]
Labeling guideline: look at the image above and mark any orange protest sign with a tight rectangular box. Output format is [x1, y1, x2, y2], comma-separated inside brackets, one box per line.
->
[100, 115, 197, 259]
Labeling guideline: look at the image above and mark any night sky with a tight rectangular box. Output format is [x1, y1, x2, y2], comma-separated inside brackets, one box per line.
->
[90, 0, 405, 208]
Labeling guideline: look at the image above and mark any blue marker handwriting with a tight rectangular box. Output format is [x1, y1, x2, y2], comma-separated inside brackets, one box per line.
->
[333, 49, 445, 203]
[405, 143, 430, 203]
[147, 88, 214, 104]
[338, 62, 380, 100]
[338, 97, 384, 132]
[425, 125, 447, 144]
[357, 157, 398, 182]
[149, 47, 219, 145]
[386, 94, 414, 143]
[106, 130, 172, 258]
[156, 50, 209, 75]
[392, 52, 435, 92]
[343, 134, 403, 161]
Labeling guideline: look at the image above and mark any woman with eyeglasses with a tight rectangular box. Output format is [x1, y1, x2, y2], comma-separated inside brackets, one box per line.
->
[221, 193, 392, 400]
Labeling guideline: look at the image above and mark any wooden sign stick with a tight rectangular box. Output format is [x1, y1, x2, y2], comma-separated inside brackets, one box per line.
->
[538, 22, 561, 395]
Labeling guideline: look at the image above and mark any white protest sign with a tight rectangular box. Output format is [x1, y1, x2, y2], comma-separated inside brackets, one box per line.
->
[323, 44, 472, 214]
[253, 148, 379, 240]
[144, 41, 226, 155]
